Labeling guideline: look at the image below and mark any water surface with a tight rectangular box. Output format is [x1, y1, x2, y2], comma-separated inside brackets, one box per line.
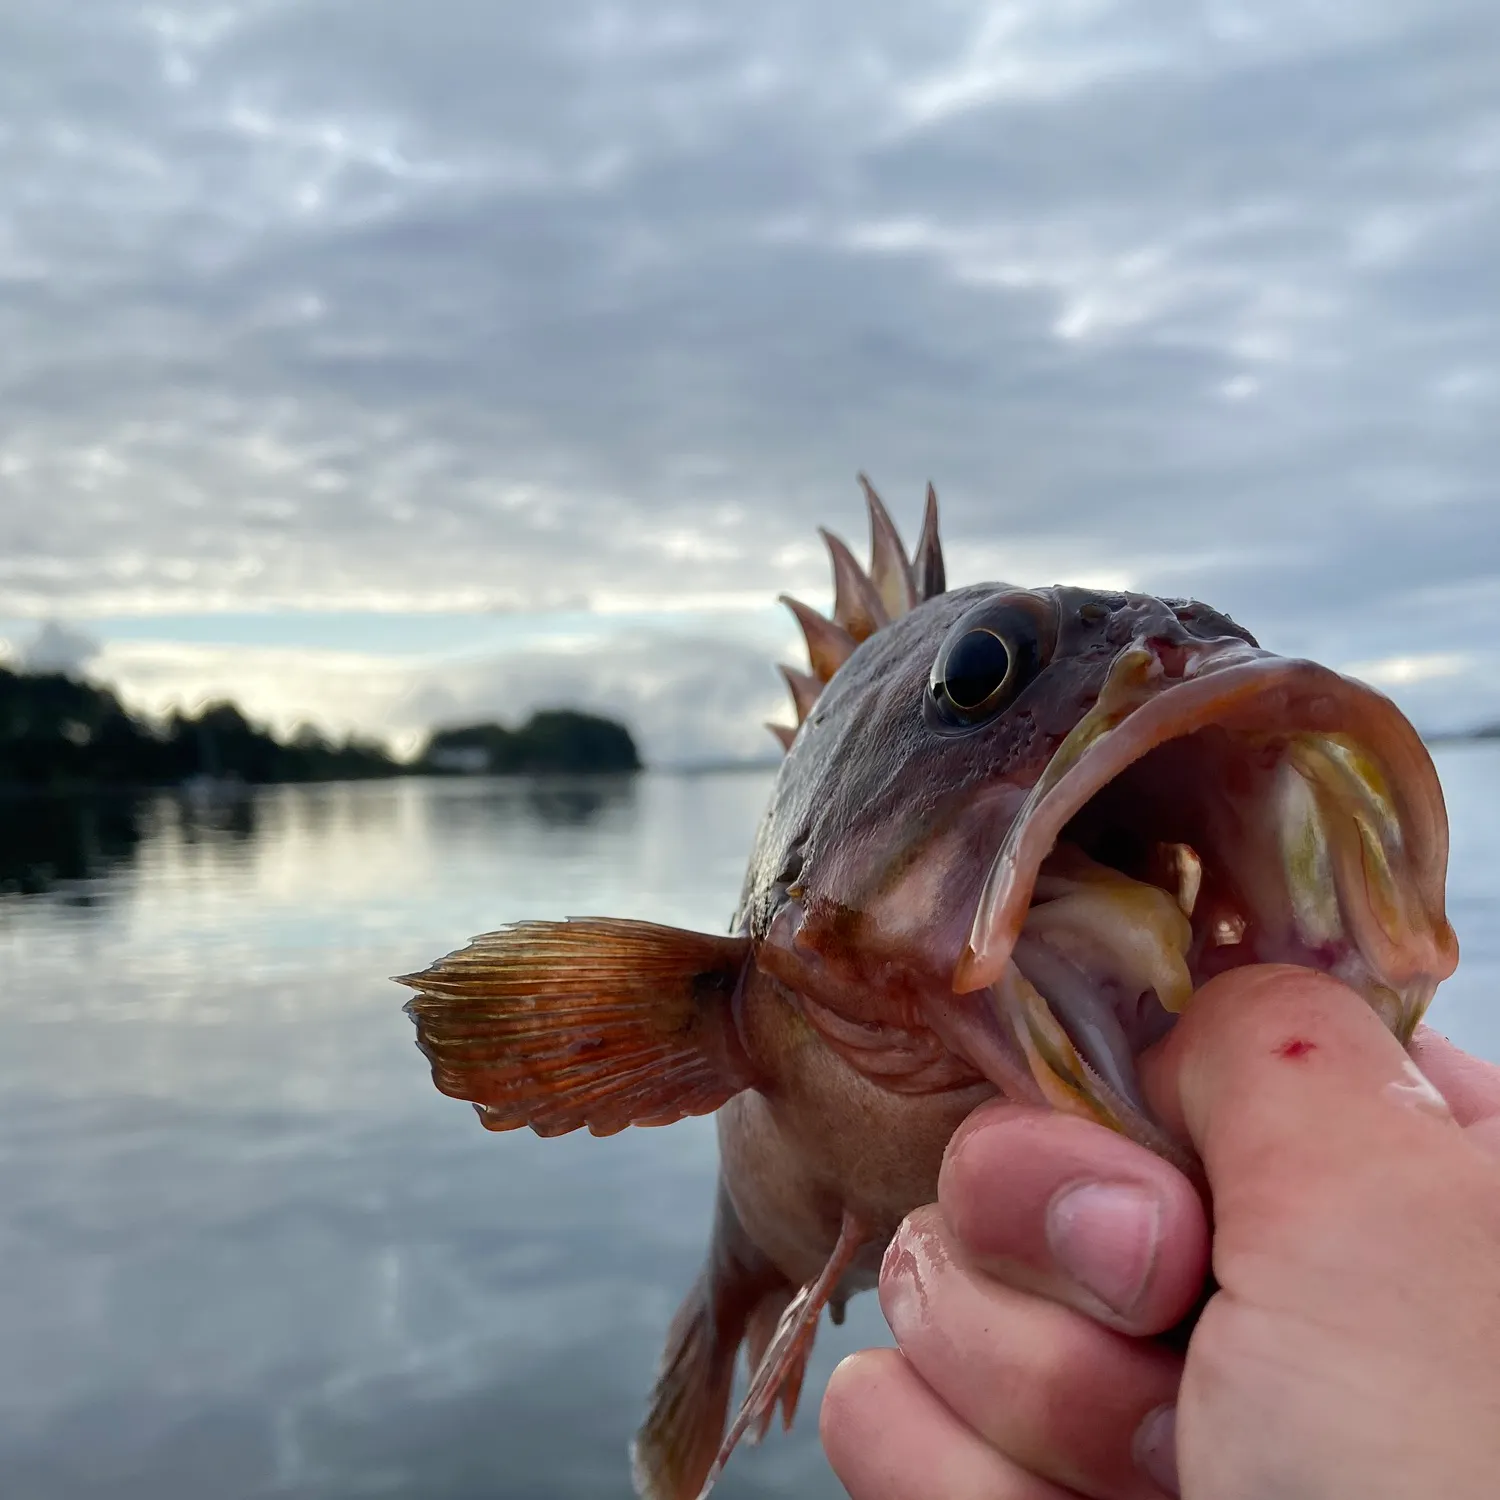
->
[2, 749, 1497, 1499]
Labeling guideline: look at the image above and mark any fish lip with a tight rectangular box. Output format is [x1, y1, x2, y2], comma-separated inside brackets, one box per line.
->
[953, 638, 1459, 997]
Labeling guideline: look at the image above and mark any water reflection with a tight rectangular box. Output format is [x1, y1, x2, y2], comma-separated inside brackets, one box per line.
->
[0, 792, 145, 899]
[524, 777, 633, 828]
[0, 756, 1495, 1500]
[178, 783, 259, 842]
[0, 774, 637, 908]
[421, 773, 639, 838]
[0, 788, 266, 906]
[0, 771, 849, 1500]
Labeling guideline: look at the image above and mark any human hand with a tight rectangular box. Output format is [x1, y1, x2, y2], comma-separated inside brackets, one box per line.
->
[821, 965, 1500, 1499]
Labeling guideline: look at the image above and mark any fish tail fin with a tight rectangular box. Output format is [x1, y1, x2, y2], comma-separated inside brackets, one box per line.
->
[397, 919, 754, 1138]
[631, 1268, 737, 1500]
[631, 1183, 790, 1500]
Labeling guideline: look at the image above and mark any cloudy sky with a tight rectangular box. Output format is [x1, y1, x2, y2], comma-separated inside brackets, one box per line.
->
[1, 0, 1496, 763]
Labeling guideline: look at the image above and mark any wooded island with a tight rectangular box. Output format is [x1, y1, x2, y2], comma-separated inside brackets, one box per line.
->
[0, 667, 641, 789]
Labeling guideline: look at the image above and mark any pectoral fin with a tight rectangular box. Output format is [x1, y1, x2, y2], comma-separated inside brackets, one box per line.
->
[397, 919, 754, 1138]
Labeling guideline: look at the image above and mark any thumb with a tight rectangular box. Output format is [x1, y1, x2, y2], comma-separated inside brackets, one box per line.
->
[1138, 969, 1500, 1500]
[1139, 965, 1480, 1285]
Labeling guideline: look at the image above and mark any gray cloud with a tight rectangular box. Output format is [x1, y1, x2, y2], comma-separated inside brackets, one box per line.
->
[11, 620, 101, 677]
[0, 0, 1497, 743]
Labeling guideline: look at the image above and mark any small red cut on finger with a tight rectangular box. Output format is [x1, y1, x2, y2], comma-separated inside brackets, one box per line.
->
[822, 1348, 1083, 1500]
[879, 1206, 1182, 1500]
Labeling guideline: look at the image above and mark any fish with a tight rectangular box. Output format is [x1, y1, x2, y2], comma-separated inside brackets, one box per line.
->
[397, 476, 1459, 1500]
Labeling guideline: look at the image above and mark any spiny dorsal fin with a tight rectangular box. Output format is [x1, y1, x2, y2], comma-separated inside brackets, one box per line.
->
[820, 528, 887, 644]
[778, 665, 821, 725]
[914, 482, 946, 601]
[397, 919, 754, 1138]
[778, 595, 857, 682]
[770, 479, 948, 752]
[858, 473, 918, 620]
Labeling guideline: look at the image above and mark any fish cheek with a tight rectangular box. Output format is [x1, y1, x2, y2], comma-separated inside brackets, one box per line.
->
[733, 967, 989, 1260]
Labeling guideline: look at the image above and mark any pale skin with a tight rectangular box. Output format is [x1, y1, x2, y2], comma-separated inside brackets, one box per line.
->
[820, 964, 1500, 1499]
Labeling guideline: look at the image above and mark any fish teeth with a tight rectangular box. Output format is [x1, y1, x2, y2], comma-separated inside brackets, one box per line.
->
[1156, 841, 1202, 919]
[1210, 912, 1248, 947]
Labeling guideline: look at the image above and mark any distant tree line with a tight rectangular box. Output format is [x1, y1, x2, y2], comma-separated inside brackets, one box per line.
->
[0, 667, 399, 789]
[0, 667, 641, 789]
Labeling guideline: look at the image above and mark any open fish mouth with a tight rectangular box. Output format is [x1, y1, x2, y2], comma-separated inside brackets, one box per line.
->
[952, 635, 1460, 1150]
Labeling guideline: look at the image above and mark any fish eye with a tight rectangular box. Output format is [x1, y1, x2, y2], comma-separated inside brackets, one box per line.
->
[942, 628, 1012, 711]
[927, 598, 1051, 729]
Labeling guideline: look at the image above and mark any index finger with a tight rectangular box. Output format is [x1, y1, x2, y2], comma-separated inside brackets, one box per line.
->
[1409, 1025, 1500, 1128]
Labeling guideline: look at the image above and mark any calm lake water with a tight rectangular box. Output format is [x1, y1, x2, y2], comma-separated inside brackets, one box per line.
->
[2, 748, 1498, 1500]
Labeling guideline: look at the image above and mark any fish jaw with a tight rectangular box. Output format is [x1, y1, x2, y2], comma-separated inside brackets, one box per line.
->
[950, 635, 1459, 1144]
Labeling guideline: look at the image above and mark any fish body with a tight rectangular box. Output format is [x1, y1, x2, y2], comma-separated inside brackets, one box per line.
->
[400, 480, 1459, 1499]
[716, 962, 988, 1284]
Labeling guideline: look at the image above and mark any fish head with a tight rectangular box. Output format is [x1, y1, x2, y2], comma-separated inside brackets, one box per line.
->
[749, 501, 1458, 1152]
